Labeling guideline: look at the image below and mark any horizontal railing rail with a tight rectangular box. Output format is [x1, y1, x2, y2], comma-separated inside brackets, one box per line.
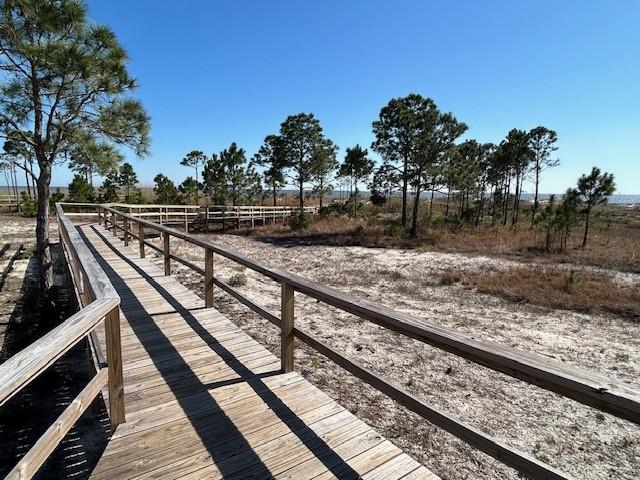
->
[97, 203, 640, 480]
[0, 203, 124, 480]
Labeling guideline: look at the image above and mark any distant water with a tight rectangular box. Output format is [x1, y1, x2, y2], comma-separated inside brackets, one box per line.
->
[2, 186, 639, 205]
[520, 194, 640, 205]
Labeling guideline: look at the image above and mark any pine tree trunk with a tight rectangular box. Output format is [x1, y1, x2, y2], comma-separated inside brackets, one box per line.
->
[545, 224, 551, 251]
[11, 166, 19, 212]
[582, 208, 591, 248]
[36, 161, 53, 291]
[512, 171, 520, 225]
[445, 190, 450, 217]
[429, 189, 435, 218]
[503, 174, 511, 226]
[476, 182, 486, 228]
[298, 181, 304, 210]
[24, 162, 32, 197]
[531, 164, 540, 228]
[401, 160, 408, 227]
[410, 186, 421, 237]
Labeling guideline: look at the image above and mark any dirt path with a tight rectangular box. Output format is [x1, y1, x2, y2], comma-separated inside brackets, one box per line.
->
[146, 231, 640, 480]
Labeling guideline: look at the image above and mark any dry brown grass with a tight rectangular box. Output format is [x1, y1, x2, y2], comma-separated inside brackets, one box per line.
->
[250, 203, 640, 274]
[440, 266, 640, 320]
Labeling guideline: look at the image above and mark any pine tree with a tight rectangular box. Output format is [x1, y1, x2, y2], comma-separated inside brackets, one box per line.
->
[118, 163, 139, 203]
[68, 174, 95, 203]
[575, 167, 615, 247]
[339, 145, 374, 216]
[154, 174, 180, 204]
[0, 0, 150, 289]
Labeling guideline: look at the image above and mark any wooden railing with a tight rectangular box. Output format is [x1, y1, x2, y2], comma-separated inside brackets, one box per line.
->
[205, 205, 319, 228]
[99, 204, 640, 480]
[0, 204, 124, 480]
[0, 193, 20, 211]
[58, 202, 320, 231]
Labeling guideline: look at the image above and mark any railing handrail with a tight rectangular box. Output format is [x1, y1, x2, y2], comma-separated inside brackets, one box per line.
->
[110, 203, 201, 209]
[0, 298, 116, 406]
[57, 204, 119, 301]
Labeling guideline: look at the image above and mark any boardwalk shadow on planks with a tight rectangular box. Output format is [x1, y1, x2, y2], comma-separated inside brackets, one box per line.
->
[83, 226, 360, 478]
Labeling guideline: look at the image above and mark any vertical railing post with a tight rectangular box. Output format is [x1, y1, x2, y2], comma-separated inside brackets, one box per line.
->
[111, 212, 116, 236]
[163, 231, 171, 275]
[123, 218, 129, 246]
[280, 282, 294, 373]
[205, 247, 214, 308]
[103, 207, 108, 228]
[105, 306, 125, 429]
[138, 222, 145, 258]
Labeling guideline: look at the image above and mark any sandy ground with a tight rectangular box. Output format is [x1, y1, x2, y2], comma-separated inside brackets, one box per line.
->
[0, 216, 39, 356]
[2, 214, 638, 479]
[142, 231, 640, 480]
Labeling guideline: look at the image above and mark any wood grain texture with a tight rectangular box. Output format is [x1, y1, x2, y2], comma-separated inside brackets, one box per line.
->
[138, 223, 145, 258]
[280, 282, 294, 373]
[163, 231, 170, 275]
[105, 307, 125, 428]
[204, 248, 214, 308]
[71, 222, 434, 480]
[0, 298, 116, 406]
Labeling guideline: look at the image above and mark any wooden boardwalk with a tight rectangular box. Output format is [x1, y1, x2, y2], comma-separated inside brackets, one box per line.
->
[80, 224, 436, 479]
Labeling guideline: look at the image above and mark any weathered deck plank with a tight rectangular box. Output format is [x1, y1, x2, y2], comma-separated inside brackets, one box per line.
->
[80, 224, 436, 479]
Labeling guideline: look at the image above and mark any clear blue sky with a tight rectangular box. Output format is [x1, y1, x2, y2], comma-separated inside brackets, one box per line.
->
[52, 0, 640, 193]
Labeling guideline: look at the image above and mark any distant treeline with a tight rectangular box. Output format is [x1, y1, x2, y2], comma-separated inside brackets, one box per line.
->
[5, 94, 617, 249]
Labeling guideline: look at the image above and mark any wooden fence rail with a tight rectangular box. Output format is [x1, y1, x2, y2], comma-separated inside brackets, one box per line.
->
[98, 204, 640, 480]
[0, 204, 123, 480]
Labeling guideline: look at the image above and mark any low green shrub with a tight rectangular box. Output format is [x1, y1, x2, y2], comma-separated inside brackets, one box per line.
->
[228, 272, 247, 287]
[288, 211, 310, 231]
[20, 192, 36, 217]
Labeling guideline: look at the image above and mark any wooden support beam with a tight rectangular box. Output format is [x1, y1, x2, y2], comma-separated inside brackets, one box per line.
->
[163, 231, 171, 276]
[204, 248, 214, 308]
[138, 223, 145, 258]
[280, 282, 294, 373]
[111, 212, 116, 235]
[123, 218, 129, 246]
[104, 307, 125, 429]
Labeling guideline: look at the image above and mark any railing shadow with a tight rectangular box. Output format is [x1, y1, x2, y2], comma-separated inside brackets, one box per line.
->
[83, 225, 359, 478]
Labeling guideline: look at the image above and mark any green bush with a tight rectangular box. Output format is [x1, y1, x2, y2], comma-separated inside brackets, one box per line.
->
[288, 211, 310, 231]
[49, 188, 65, 210]
[369, 191, 387, 206]
[228, 272, 247, 287]
[68, 174, 95, 202]
[19, 191, 36, 217]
